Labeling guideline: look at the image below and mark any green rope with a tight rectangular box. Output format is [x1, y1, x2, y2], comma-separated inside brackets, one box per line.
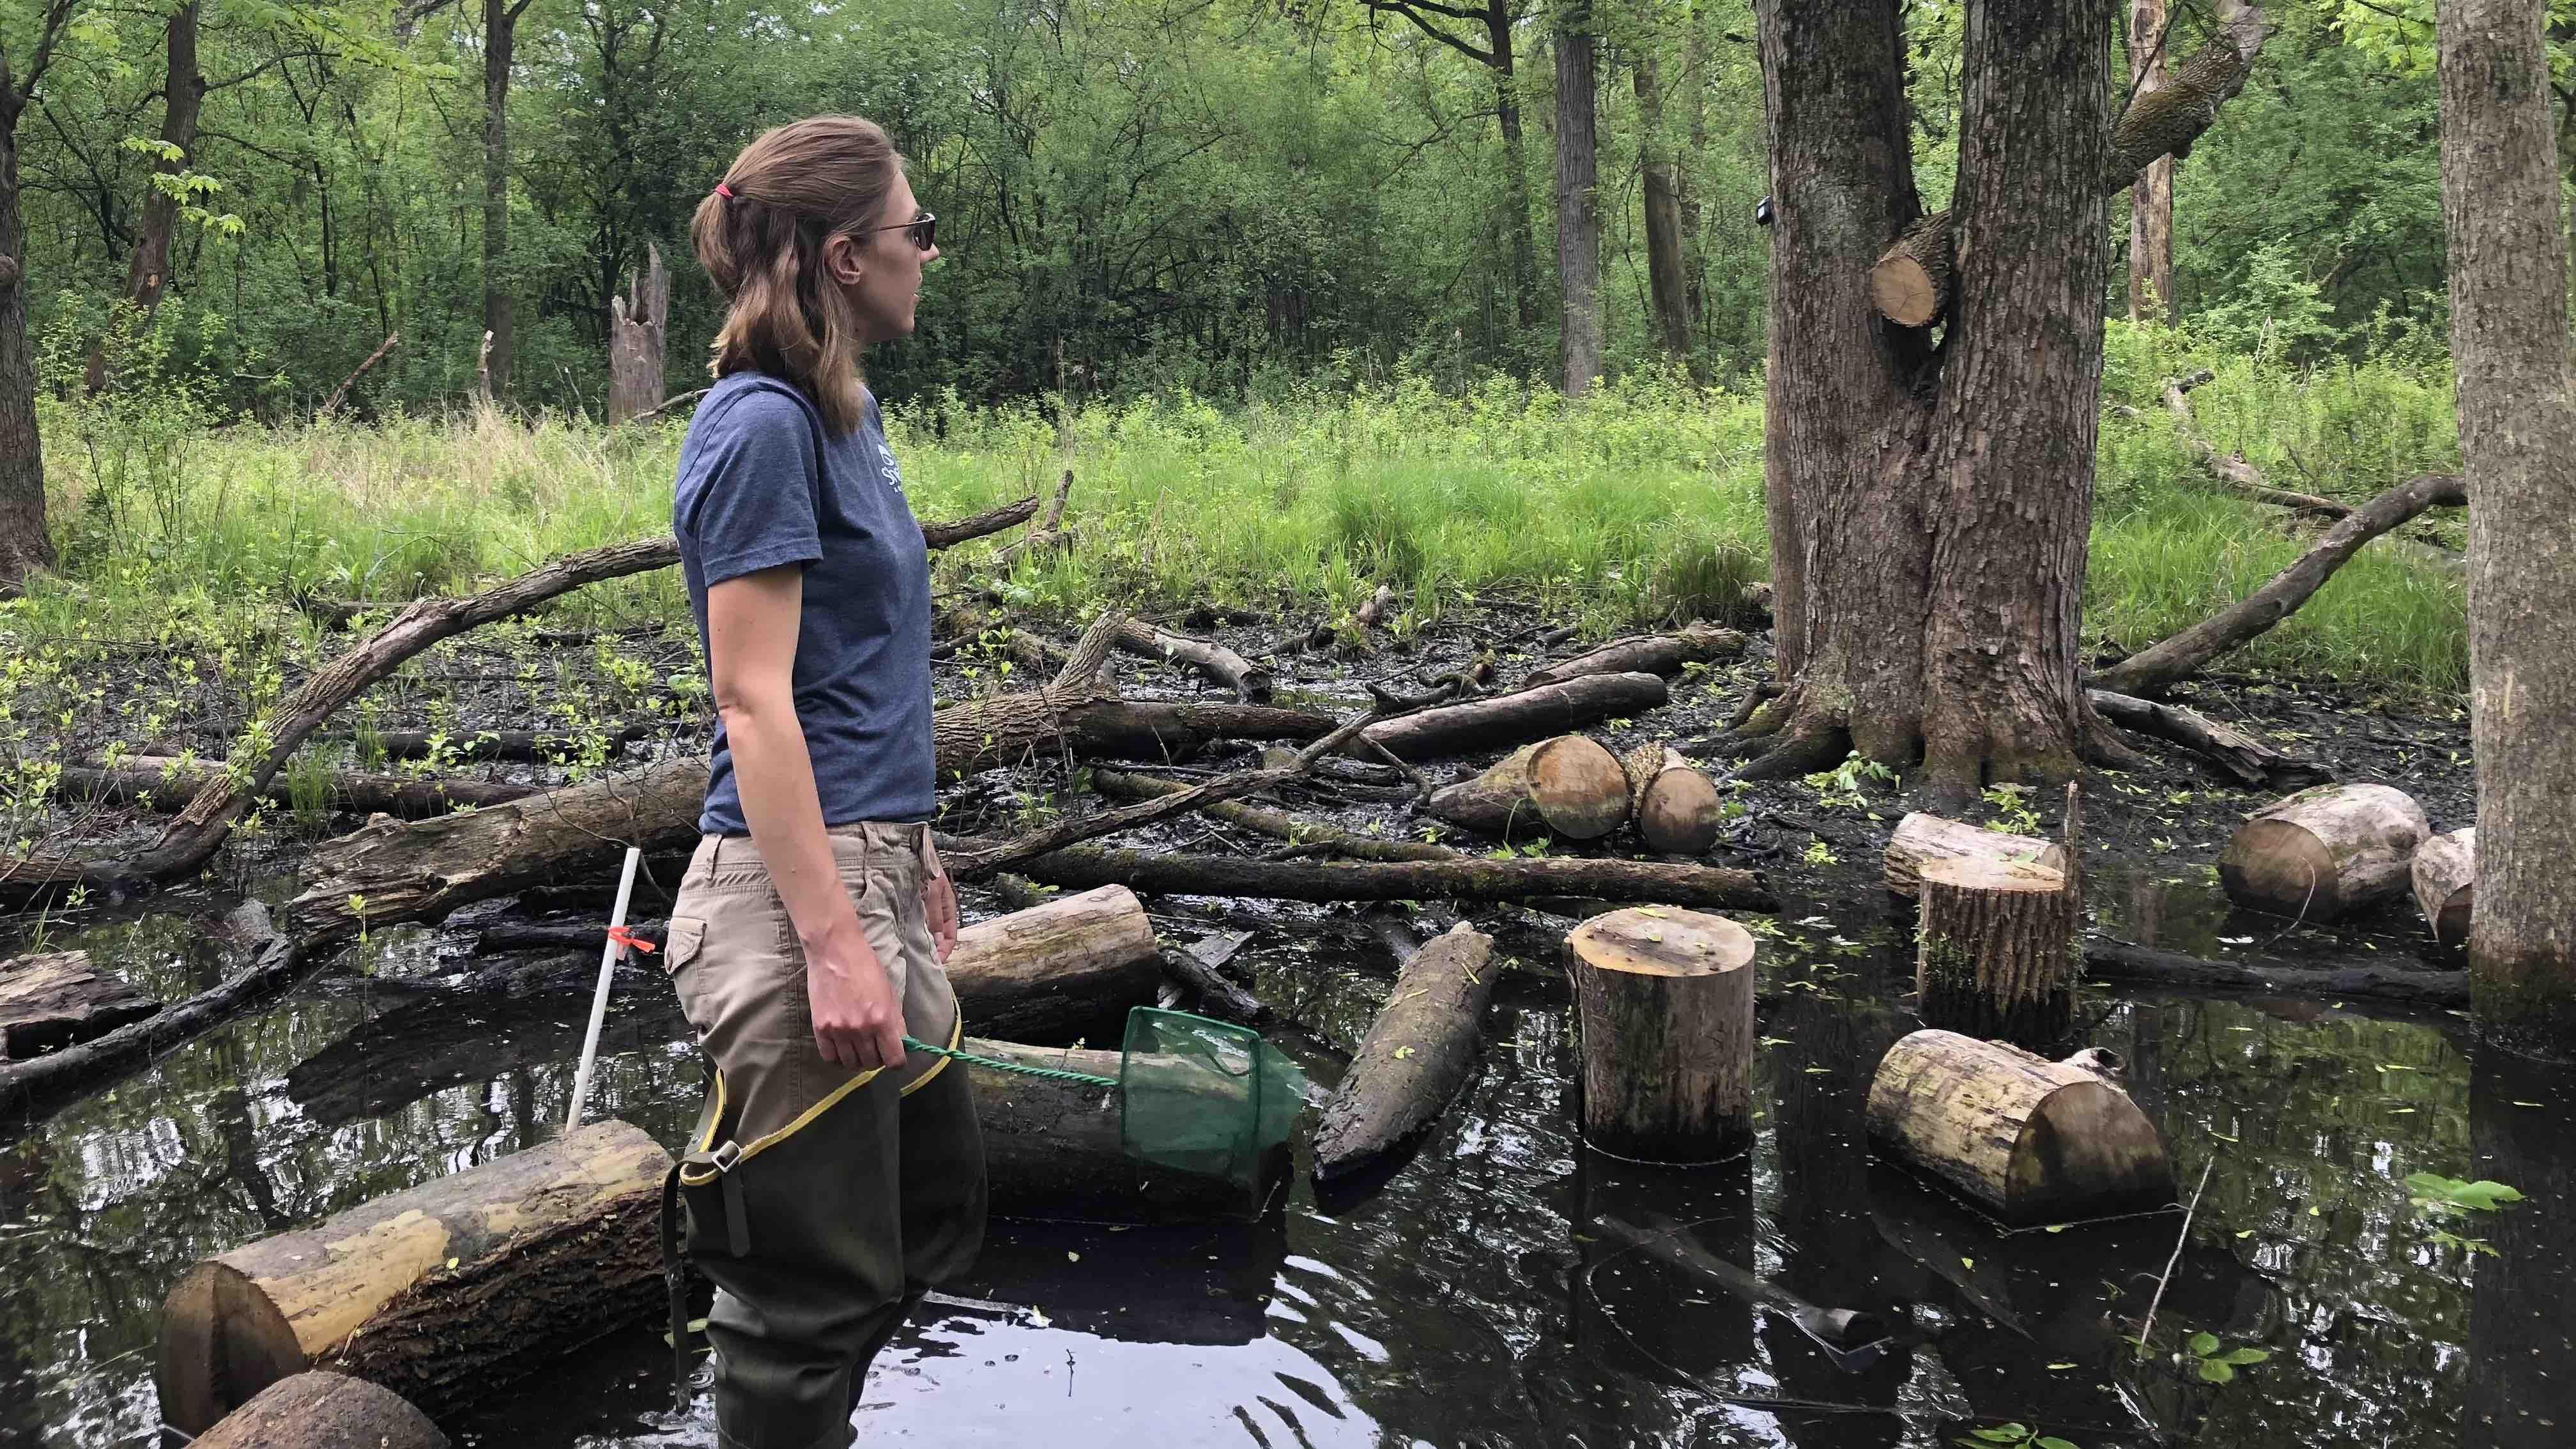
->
[901, 1035, 1118, 1089]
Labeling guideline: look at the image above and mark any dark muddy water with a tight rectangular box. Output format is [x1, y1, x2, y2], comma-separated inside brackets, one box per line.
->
[3, 873, 2571, 1449]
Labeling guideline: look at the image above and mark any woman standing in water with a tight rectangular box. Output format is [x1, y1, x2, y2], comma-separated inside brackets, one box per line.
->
[661, 115, 983, 1449]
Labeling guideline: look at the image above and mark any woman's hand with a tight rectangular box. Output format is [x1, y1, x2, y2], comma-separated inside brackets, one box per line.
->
[804, 917, 907, 1072]
[921, 844, 959, 964]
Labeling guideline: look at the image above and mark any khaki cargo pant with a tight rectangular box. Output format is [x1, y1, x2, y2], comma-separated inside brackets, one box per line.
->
[663, 821, 986, 1449]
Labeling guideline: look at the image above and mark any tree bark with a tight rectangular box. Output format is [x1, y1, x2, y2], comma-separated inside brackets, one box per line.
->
[1089, 769, 1459, 862]
[0, 85, 52, 597]
[191, 1374, 447, 1449]
[1865, 1029, 2174, 1225]
[1113, 618, 1271, 702]
[0, 950, 160, 1058]
[2414, 827, 2476, 953]
[1915, 855, 2082, 1044]
[1491, 0, 1541, 330]
[84, 0, 203, 397]
[1554, 3, 1601, 395]
[2218, 782, 2430, 921]
[604, 241, 668, 424]
[1311, 923, 1499, 1180]
[1358, 671, 1666, 761]
[155, 1118, 671, 1434]
[2128, 0, 2175, 323]
[2439, 0, 2576, 1047]
[959, 839, 1777, 912]
[2083, 687, 2324, 787]
[1634, 47, 1692, 364]
[1567, 905, 1758, 1162]
[482, 0, 532, 402]
[2081, 937, 2469, 1009]
[1522, 622, 1745, 689]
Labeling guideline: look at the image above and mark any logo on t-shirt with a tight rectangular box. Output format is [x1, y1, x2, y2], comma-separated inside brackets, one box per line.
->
[878, 448, 904, 494]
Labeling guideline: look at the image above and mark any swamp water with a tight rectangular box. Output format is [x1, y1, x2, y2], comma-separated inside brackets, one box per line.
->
[2, 878, 2571, 1449]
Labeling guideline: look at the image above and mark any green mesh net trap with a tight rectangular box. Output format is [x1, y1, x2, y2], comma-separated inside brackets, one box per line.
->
[903, 1006, 1307, 1202]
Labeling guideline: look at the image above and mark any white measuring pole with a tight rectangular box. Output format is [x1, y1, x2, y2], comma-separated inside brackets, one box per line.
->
[566, 845, 644, 1132]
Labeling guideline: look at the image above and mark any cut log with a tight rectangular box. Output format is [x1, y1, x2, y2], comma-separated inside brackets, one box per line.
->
[943, 884, 1160, 1040]
[933, 610, 1125, 772]
[974, 839, 1777, 912]
[192, 1372, 447, 1449]
[1312, 923, 1499, 1181]
[1867, 213, 1953, 326]
[1619, 742, 1723, 855]
[1362, 672, 1669, 762]
[1063, 700, 1335, 761]
[1115, 618, 1273, 702]
[1091, 768, 1457, 862]
[1523, 623, 1749, 689]
[966, 1039, 1280, 1223]
[2411, 827, 2475, 952]
[1866, 1029, 2174, 1224]
[2083, 689, 2325, 786]
[2081, 937, 2467, 1009]
[1882, 812, 2066, 900]
[1916, 855, 2082, 1044]
[2218, 782, 2430, 921]
[0, 950, 161, 1058]
[1567, 907, 1758, 1162]
[155, 1118, 671, 1435]
[58, 755, 538, 817]
[1425, 736, 1631, 842]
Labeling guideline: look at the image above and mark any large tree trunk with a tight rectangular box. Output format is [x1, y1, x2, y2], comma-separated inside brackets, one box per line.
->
[482, 0, 530, 402]
[1554, 4, 1602, 395]
[84, 1, 203, 397]
[2127, 0, 2175, 323]
[2439, 0, 2576, 1047]
[1489, 0, 1541, 331]
[1634, 49, 1692, 364]
[0, 100, 50, 597]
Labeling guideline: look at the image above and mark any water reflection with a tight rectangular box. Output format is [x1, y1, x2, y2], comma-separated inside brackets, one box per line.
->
[0, 891, 2568, 1448]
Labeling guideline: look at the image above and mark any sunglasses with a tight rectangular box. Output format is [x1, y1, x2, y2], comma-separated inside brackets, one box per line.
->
[859, 210, 936, 252]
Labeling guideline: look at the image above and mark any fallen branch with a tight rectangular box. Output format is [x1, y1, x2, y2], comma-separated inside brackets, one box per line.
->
[1115, 618, 1273, 702]
[2083, 689, 2326, 786]
[1312, 922, 1498, 1181]
[1303, 583, 1397, 651]
[997, 469, 1076, 569]
[2082, 937, 2467, 1009]
[56, 756, 538, 818]
[2160, 375, 2354, 518]
[1360, 672, 1669, 762]
[624, 387, 709, 425]
[1524, 623, 1748, 689]
[1090, 768, 1457, 862]
[2090, 471, 2466, 697]
[956, 838, 1777, 912]
[318, 332, 399, 417]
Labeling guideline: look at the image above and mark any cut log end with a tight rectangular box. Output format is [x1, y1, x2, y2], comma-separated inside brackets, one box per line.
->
[191, 1371, 449, 1449]
[1426, 735, 1630, 842]
[1882, 812, 2065, 900]
[1866, 1029, 2174, 1225]
[1621, 743, 1722, 855]
[2218, 783, 2430, 921]
[1568, 907, 1757, 1163]
[2411, 827, 2475, 951]
[1868, 256, 1939, 327]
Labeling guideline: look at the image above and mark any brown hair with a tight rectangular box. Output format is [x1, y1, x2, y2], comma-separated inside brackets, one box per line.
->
[691, 116, 904, 435]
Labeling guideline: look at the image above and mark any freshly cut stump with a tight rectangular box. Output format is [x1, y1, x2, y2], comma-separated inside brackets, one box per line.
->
[156, 1119, 670, 1435]
[0, 950, 160, 1058]
[2411, 827, 2476, 951]
[1312, 923, 1499, 1181]
[2218, 783, 2430, 921]
[1620, 744, 1723, 855]
[1866, 1029, 2174, 1225]
[1881, 813, 2066, 900]
[1426, 736, 1630, 842]
[191, 1371, 448, 1449]
[1915, 856, 2080, 1045]
[1567, 907, 1757, 1163]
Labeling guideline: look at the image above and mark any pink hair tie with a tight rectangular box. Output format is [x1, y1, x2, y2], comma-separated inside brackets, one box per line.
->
[714, 182, 735, 200]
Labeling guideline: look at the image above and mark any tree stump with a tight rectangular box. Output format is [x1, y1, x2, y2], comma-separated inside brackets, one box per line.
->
[2218, 782, 2430, 920]
[1619, 742, 1723, 855]
[604, 242, 670, 424]
[1567, 907, 1757, 1162]
[1426, 735, 1630, 841]
[192, 1371, 448, 1449]
[1866, 1029, 2174, 1225]
[0, 950, 160, 1058]
[2412, 827, 2476, 951]
[157, 1119, 670, 1435]
[1881, 812, 2067, 899]
[1915, 856, 2080, 1044]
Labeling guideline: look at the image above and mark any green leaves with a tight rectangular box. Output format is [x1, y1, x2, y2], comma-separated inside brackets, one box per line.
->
[1954, 1425, 2080, 1449]
[2405, 1173, 2527, 1215]
[2179, 1330, 2271, 1384]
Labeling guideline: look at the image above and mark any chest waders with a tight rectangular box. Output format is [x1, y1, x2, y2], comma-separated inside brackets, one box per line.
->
[659, 1008, 1305, 1432]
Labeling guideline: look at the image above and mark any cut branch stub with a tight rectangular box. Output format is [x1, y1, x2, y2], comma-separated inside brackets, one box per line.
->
[1914, 855, 2080, 1045]
[1567, 906, 1758, 1163]
[1868, 214, 1954, 327]
[1425, 735, 1630, 841]
[1866, 1028, 2174, 1225]
[2411, 826, 2475, 952]
[2218, 782, 2430, 921]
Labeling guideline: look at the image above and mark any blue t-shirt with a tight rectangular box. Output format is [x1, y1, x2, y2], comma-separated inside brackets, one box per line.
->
[673, 372, 935, 834]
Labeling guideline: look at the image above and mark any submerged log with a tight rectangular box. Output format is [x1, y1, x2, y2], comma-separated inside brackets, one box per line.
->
[2218, 782, 2430, 921]
[967, 1039, 1282, 1223]
[1360, 672, 1669, 762]
[1866, 1029, 2174, 1225]
[2080, 937, 2468, 1009]
[973, 839, 1777, 912]
[1312, 923, 1499, 1181]
[1619, 742, 1722, 855]
[1523, 623, 1749, 689]
[2412, 827, 2476, 952]
[1567, 907, 1758, 1163]
[1425, 736, 1631, 842]
[1915, 856, 2082, 1044]
[156, 1118, 671, 1435]
[0, 950, 160, 1059]
[1882, 812, 2066, 899]
[192, 1372, 447, 1449]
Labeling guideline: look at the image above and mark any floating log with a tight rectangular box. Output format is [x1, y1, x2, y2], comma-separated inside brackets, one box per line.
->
[2412, 827, 2476, 952]
[1865, 1029, 2174, 1225]
[1360, 672, 1670, 762]
[967, 1039, 1282, 1223]
[192, 1372, 448, 1449]
[156, 1118, 671, 1436]
[1620, 742, 1723, 855]
[1115, 618, 1273, 702]
[2218, 783, 2431, 921]
[2080, 937, 2468, 1009]
[1524, 623, 1749, 689]
[284, 981, 677, 1128]
[1312, 923, 1499, 1181]
[971, 839, 1777, 912]
[58, 754, 537, 817]
[1915, 855, 2082, 1043]
[1567, 907, 1758, 1162]
[0, 950, 160, 1059]
[1425, 736, 1630, 842]
[1882, 812, 2065, 899]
